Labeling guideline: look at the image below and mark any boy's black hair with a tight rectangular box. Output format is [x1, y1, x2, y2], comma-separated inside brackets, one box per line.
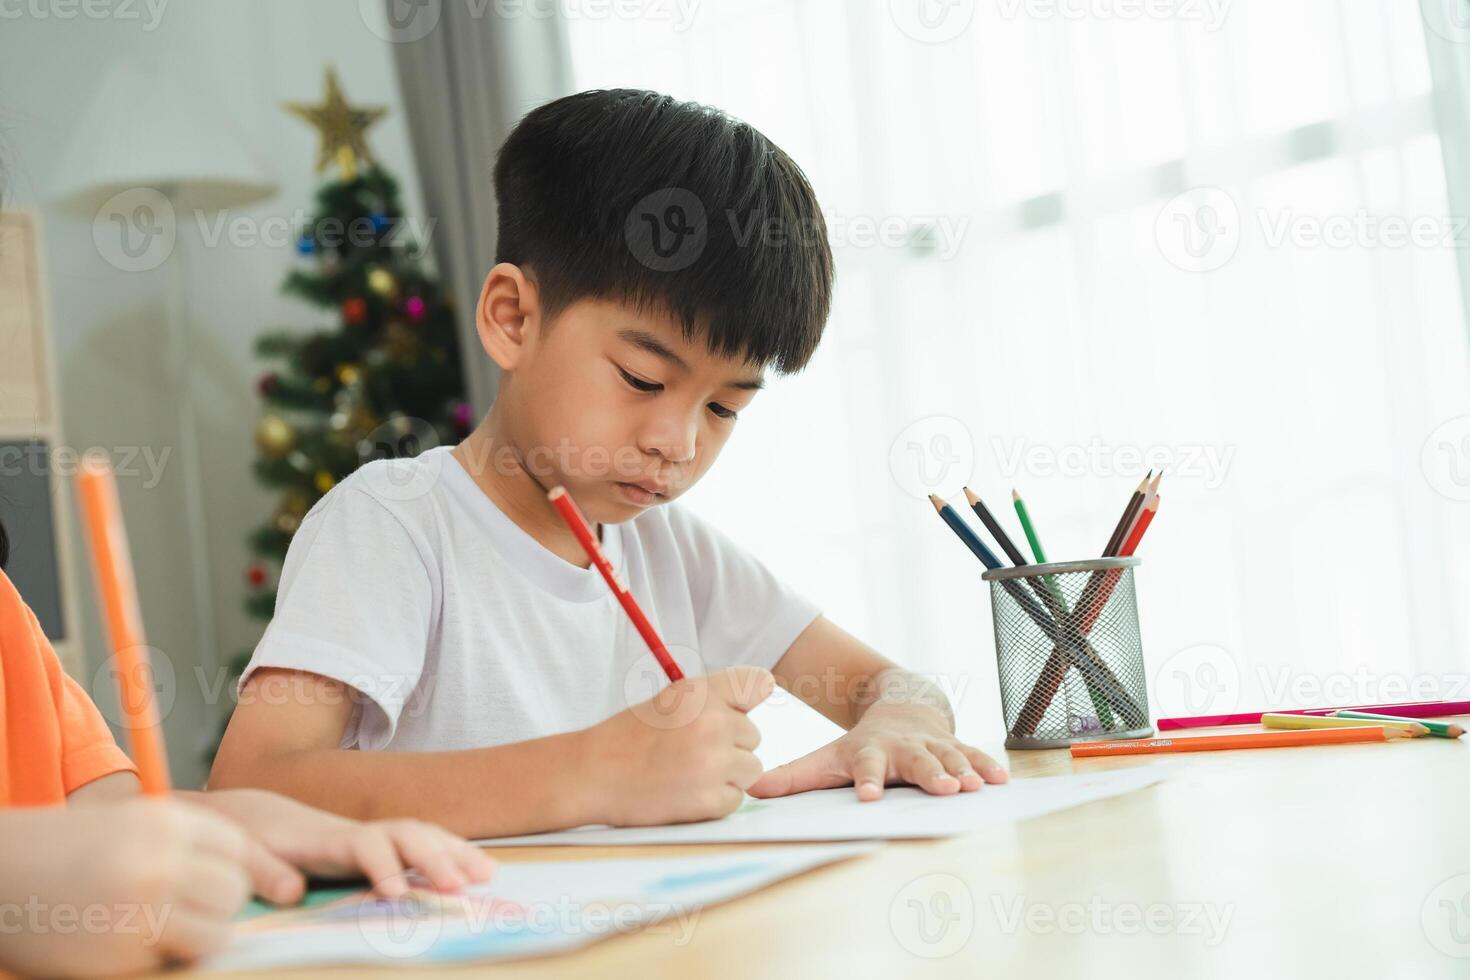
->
[493, 89, 833, 375]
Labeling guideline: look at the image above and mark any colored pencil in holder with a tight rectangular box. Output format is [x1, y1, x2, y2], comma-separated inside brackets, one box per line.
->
[928, 497, 1145, 730]
[966, 487, 1114, 727]
[1010, 488, 1162, 737]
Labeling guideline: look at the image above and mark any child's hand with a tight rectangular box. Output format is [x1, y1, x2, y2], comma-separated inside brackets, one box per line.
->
[193, 789, 495, 901]
[579, 665, 774, 826]
[748, 702, 1008, 801]
[0, 797, 253, 978]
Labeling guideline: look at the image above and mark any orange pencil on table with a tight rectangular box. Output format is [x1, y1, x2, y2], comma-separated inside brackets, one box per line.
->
[1070, 724, 1406, 758]
[547, 485, 684, 682]
[75, 453, 172, 795]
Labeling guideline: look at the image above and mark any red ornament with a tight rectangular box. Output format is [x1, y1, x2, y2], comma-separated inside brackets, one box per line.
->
[342, 296, 368, 324]
[245, 562, 268, 589]
[256, 372, 279, 396]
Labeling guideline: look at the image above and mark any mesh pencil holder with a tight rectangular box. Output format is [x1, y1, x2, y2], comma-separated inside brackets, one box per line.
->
[983, 557, 1154, 749]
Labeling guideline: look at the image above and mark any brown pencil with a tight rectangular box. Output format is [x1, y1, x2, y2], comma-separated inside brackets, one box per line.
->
[1103, 472, 1151, 557]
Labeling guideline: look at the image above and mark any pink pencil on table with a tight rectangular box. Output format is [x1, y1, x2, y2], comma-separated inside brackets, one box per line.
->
[1157, 700, 1470, 731]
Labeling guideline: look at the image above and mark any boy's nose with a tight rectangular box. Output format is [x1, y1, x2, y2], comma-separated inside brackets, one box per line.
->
[640, 414, 697, 464]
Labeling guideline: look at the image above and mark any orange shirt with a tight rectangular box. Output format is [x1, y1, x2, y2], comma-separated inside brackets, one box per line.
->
[0, 568, 137, 806]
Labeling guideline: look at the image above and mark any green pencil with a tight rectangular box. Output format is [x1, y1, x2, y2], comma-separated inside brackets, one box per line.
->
[1334, 710, 1465, 738]
[1009, 488, 1113, 727]
[1012, 489, 1048, 563]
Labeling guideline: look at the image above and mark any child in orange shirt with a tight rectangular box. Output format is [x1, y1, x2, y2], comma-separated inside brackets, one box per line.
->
[0, 519, 494, 976]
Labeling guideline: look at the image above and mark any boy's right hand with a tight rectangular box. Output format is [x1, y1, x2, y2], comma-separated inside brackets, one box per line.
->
[579, 665, 774, 826]
[2, 797, 252, 978]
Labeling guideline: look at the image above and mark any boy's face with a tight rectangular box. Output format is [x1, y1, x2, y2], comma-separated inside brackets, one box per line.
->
[500, 297, 765, 523]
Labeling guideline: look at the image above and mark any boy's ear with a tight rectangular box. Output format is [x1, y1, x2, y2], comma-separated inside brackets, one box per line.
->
[475, 263, 541, 371]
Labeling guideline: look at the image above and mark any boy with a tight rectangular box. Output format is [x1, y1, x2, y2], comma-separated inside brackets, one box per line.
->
[211, 89, 1007, 839]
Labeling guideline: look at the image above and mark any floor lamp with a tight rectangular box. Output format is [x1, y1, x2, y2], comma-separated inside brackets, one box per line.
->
[48, 59, 276, 752]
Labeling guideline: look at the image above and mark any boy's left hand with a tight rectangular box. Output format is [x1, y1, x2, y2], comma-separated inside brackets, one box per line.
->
[747, 703, 1008, 801]
[193, 789, 495, 903]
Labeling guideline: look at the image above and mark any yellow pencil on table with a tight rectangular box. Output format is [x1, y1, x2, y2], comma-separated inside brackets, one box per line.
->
[1261, 712, 1429, 737]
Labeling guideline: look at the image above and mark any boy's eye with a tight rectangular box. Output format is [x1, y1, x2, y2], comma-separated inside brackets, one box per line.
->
[707, 402, 738, 420]
[618, 367, 662, 393]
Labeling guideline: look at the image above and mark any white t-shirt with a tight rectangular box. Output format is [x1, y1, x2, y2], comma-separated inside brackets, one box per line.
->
[240, 446, 820, 752]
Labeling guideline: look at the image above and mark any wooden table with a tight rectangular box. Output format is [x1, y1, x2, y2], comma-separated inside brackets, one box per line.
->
[191, 724, 1470, 979]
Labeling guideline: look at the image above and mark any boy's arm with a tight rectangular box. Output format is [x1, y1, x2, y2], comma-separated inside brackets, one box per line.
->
[750, 616, 1009, 801]
[210, 668, 595, 839]
[210, 665, 774, 839]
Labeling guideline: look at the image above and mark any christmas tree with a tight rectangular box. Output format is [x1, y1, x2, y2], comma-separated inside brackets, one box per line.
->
[218, 69, 471, 757]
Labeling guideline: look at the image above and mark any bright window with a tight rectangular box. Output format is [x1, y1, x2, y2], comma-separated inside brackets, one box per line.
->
[567, 1, 1470, 760]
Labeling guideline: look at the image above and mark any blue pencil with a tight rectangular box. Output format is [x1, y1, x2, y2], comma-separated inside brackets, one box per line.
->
[928, 494, 1002, 569]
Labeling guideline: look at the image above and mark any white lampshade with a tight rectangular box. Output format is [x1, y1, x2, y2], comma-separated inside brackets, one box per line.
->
[48, 59, 276, 214]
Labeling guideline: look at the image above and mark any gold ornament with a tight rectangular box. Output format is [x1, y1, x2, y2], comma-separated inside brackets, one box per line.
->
[367, 267, 396, 297]
[254, 414, 295, 459]
[336, 363, 362, 387]
[282, 487, 312, 517]
[284, 67, 386, 181]
[383, 321, 419, 361]
[314, 469, 336, 494]
[274, 511, 301, 535]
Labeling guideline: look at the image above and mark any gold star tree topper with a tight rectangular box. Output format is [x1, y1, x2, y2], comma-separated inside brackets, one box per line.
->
[284, 67, 387, 181]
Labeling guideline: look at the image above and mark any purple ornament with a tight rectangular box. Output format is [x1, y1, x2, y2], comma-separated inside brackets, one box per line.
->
[404, 295, 427, 321]
[452, 401, 473, 429]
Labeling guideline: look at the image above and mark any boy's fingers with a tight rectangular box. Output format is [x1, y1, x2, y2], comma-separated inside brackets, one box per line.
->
[242, 837, 306, 906]
[899, 747, 961, 795]
[389, 823, 465, 893]
[708, 666, 775, 713]
[851, 745, 887, 801]
[729, 749, 764, 790]
[732, 713, 762, 751]
[448, 840, 496, 885]
[425, 825, 496, 884]
[157, 908, 236, 964]
[963, 746, 1010, 784]
[746, 745, 848, 798]
[929, 742, 983, 792]
[350, 829, 408, 897]
[174, 803, 251, 864]
[179, 854, 253, 919]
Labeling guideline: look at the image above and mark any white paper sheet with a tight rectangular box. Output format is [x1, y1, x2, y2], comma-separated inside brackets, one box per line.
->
[475, 764, 1174, 847]
[204, 843, 877, 970]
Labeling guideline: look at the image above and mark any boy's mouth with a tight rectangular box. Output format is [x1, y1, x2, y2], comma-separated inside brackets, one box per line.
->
[613, 480, 668, 506]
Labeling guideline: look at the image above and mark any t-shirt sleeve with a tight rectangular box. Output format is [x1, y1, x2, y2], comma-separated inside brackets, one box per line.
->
[667, 506, 821, 673]
[55, 668, 138, 795]
[239, 485, 437, 750]
[30, 608, 139, 795]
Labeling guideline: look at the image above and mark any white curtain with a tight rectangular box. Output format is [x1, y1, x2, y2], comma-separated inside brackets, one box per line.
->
[565, 0, 1470, 762]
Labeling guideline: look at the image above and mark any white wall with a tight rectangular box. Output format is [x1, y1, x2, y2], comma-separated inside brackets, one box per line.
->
[0, 0, 430, 785]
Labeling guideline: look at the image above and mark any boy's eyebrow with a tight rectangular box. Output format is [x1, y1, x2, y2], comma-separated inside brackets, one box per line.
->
[618, 328, 765, 390]
[619, 328, 689, 371]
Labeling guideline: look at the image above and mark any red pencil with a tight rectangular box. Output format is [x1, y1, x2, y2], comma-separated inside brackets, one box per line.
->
[1119, 495, 1159, 557]
[1076, 496, 1162, 635]
[547, 485, 684, 682]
